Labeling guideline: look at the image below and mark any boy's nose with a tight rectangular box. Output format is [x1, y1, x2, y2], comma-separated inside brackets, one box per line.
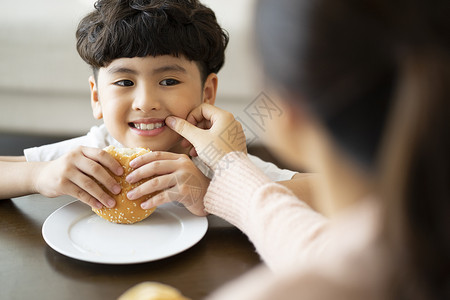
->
[132, 86, 161, 112]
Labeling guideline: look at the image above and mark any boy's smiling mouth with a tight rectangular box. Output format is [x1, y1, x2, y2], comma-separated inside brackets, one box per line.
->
[128, 119, 167, 136]
[130, 122, 165, 130]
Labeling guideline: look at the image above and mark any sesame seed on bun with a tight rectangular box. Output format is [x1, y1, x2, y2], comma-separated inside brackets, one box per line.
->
[92, 146, 157, 224]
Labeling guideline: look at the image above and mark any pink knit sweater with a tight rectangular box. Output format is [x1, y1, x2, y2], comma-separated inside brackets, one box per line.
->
[204, 152, 388, 300]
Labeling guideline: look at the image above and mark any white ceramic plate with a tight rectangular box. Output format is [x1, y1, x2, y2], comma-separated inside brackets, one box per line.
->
[42, 201, 208, 264]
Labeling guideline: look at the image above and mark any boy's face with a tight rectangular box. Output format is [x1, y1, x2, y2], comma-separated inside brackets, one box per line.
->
[89, 55, 217, 151]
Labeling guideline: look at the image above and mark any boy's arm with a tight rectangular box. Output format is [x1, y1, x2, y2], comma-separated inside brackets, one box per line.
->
[0, 147, 124, 209]
[0, 158, 40, 199]
[0, 156, 26, 162]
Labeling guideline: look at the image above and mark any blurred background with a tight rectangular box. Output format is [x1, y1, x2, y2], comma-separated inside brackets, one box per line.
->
[0, 0, 261, 137]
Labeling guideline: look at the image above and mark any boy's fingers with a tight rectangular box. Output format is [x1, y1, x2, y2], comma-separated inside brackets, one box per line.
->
[127, 159, 178, 184]
[66, 183, 103, 209]
[127, 173, 176, 200]
[130, 151, 180, 169]
[140, 192, 168, 210]
[76, 156, 121, 197]
[71, 171, 116, 208]
[140, 187, 207, 217]
[82, 147, 124, 176]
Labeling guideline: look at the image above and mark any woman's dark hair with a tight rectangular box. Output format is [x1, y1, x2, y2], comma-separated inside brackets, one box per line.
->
[256, 0, 449, 299]
[76, 0, 229, 82]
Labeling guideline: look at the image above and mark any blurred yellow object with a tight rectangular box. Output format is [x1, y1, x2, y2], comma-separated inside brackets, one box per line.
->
[118, 282, 190, 300]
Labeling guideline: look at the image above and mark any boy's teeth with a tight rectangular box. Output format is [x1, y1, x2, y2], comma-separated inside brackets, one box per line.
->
[134, 122, 164, 130]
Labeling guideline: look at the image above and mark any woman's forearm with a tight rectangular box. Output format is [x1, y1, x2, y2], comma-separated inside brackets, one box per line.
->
[277, 173, 321, 212]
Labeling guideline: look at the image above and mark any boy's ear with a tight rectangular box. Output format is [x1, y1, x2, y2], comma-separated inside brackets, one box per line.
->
[202, 73, 218, 105]
[89, 75, 103, 120]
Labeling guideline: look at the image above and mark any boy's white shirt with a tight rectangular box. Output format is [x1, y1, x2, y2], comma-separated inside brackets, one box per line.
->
[24, 124, 296, 181]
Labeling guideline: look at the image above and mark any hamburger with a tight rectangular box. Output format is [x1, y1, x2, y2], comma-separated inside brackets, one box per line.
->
[92, 145, 157, 224]
[118, 282, 190, 300]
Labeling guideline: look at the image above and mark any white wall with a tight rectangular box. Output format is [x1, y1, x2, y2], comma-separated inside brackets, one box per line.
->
[0, 0, 261, 136]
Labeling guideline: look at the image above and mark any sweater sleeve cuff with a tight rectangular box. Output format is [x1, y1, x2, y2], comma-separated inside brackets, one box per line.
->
[203, 151, 272, 229]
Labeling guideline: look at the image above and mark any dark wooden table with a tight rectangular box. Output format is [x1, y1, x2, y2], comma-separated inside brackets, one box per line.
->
[0, 195, 261, 300]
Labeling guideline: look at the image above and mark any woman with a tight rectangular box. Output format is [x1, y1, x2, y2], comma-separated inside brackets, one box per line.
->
[164, 0, 449, 299]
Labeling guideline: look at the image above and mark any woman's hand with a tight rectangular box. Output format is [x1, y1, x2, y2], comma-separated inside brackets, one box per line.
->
[33, 146, 123, 209]
[165, 103, 247, 169]
[126, 151, 210, 216]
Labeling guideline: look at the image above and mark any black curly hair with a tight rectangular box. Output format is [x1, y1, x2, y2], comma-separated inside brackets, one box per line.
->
[76, 0, 229, 82]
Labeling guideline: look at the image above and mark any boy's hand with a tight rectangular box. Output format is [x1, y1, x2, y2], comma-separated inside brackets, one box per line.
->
[33, 146, 123, 209]
[126, 151, 209, 216]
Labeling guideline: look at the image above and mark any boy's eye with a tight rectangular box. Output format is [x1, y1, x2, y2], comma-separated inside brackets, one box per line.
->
[114, 80, 134, 87]
[160, 79, 180, 86]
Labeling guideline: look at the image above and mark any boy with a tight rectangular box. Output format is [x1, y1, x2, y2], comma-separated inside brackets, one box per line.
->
[0, 0, 299, 216]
